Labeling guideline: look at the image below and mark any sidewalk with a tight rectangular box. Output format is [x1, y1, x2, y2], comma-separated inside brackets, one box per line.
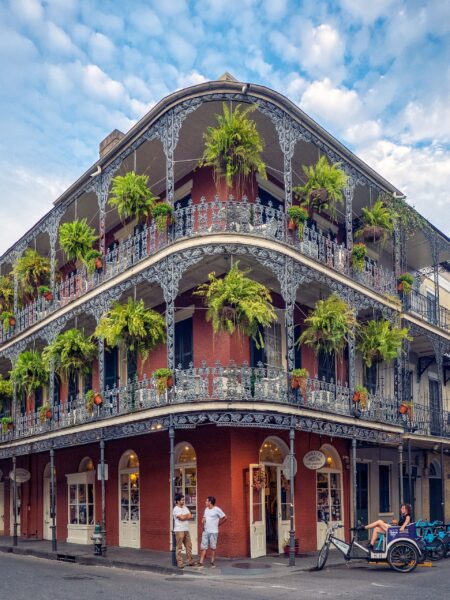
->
[0, 536, 345, 578]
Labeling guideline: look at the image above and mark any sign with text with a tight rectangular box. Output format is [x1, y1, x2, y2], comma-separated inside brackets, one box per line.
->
[303, 450, 326, 470]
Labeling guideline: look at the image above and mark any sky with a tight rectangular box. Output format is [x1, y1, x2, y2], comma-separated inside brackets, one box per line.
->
[1, 0, 450, 254]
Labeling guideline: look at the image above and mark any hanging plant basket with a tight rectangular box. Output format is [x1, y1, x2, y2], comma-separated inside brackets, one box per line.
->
[353, 386, 368, 409]
[253, 465, 267, 490]
[290, 368, 309, 398]
[153, 368, 174, 393]
[362, 225, 384, 243]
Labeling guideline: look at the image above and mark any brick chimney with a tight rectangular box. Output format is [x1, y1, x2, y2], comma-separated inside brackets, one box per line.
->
[99, 129, 125, 158]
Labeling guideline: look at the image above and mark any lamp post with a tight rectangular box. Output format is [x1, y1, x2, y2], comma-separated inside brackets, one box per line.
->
[12, 454, 17, 546]
[50, 447, 57, 552]
[288, 424, 296, 566]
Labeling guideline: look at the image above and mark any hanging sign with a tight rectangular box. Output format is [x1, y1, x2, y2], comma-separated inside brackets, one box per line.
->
[303, 450, 326, 470]
[9, 468, 31, 483]
[282, 455, 298, 479]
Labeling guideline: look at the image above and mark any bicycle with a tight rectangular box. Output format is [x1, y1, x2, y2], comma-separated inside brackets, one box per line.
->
[415, 520, 446, 561]
[317, 520, 424, 573]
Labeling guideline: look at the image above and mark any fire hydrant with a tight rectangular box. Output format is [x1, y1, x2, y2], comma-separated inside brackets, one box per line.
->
[91, 522, 103, 556]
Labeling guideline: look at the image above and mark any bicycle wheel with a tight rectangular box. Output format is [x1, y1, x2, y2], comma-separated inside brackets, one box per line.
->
[387, 542, 418, 573]
[317, 541, 330, 570]
[426, 538, 445, 561]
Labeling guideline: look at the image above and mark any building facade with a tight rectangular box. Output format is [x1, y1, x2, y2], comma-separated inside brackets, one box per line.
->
[0, 74, 449, 558]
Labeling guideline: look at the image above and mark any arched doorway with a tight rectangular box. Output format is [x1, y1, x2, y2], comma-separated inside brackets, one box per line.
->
[250, 436, 290, 558]
[429, 459, 442, 522]
[316, 444, 344, 549]
[174, 443, 197, 554]
[119, 450, 140, 548]
[43, 463, 56, 541]
[66, 456, 95, 544]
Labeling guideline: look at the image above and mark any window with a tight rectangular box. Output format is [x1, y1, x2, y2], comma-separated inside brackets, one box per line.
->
[53, 374, 60, 405]
[318, 349, 335, 383]
[427, 292, 437, 325]
[250, 323, 282, 368]
[364, 364, 377, 395]
[379, 464, 391, 513]
[68, 372, 78, 402]
[127, 348, 138, 382]
[105, 346, 119, 389]
[34, 387, 43, 411]
[83, 369, 92, 395]
[175, 318, 193, 369]
[69, 481, 94, 525]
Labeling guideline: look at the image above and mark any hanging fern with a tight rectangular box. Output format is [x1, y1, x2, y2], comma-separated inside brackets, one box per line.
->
[59, 219, 98, 265]
[293, 156, 348, 219]
[109, 171, 159, 223]
[194, 262, 277, 348]
[14, 249, 50, 302]
[199, 103, 266, 195]
[10, 350, 48, 400]
[0, 274, 13, 313]
[42, 328, 97, 383]
[0, 375, 13, 413]
[357, 319, 412, 368]
[298, 294, 357, 355]
[95, 298, 166, 367]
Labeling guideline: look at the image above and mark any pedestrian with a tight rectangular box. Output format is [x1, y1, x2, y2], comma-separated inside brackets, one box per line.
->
[198, 496, 227, 567]
[173, 493, 195, 569]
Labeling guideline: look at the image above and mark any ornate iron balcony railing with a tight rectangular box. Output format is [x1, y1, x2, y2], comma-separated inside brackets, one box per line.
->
[1, 197, 397, 344]
[404, 289, 450, 330]
[0, 362, 402, 444]
[401, 401, 449, 438]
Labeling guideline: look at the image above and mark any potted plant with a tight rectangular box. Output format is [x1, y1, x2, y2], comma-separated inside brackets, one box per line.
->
[356, 199, 395, 243]
[194, 262, 277, 349]
[109, 171, 158, 224]
[1, 416, 13, 433]
[297, 294, 357, 355]
[199, 103, 267, 197]
[351, 243, 367, 273]
[84, 249, 104, 274]
[399, 401, 413, 418]
[397, 273, 414, 295]
[0, 274, 13, 314]
[95, 298, 166, 370]
[10, 350, 49, 410]
[152, 201, 174, 232]
[357, 320, 411, 368]
[153, 368, 174, 394]
[85, 389, 95, 414]
[0, 375, 13, 415]
[353, 385, 368, 409]
[39, 403, 52, 423]
[14, 249, 50, 303]
[38, 285, 53, 302]
[43, 329, 97, 395]
[287, 206, 308, 240]
[293, 156, 348, 220]
[59, 219, 99, 268]
[1, 311, 16, 331]
[290, 368, 309, 397]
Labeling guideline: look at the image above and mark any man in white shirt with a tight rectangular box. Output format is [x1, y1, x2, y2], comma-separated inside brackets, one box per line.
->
[172, 493, 195, 568]
[198, 496, 227, 567]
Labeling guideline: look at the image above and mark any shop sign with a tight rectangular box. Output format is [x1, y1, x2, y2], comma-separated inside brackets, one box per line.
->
[303, 451, 326, 470]
[9, 468, 31, 483]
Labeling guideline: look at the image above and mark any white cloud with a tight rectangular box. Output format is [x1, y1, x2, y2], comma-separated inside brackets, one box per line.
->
[44, 21, 78, 55]
[300, 78, 363, 131]
[166, 33, 197, 68]
[400, 98, 450, 144]
[340, 0, 400, 24]
[344, 120, 382, 145]
[88, 32, 115, 63]
[358, 139, 450, 235]
[10, 0, 44, 23]
[263, 0, 287, 21]
[176, 71, 208, 89]
[300, 24, 345, 80]
[81, 64, 126, 103]
[129, 8, 163, 35]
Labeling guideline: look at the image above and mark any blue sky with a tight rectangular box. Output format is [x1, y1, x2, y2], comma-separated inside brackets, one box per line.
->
[1, 0, 450, 253]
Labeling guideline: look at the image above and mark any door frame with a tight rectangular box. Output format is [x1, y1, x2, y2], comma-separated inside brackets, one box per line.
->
[43, 463, 52, 541]
[118, 452, 140, 549]
[249, 463, 266, 558]
[0, 482, 4, 535]
[316, 445, 345, 550]
[173, 444, 198, 556]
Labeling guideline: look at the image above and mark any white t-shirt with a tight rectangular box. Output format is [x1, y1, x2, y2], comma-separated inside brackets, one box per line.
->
[203, 506, 226, 533]
[173, 505, 190, 532]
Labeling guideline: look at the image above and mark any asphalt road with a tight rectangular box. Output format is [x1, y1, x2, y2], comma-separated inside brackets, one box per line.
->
[1, 553, 449, 600]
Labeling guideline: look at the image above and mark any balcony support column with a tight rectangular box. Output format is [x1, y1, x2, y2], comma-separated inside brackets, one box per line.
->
[434, 340, 444, 437]
[344, 183, 354, 255]
[50, 446, 57, 552]
[398, 443, 404, 505]
[351, 437, 357, 528]
[393, 223, 402, 279]
[169, 417, 176, 567]
[432, 237, 441, 328]
[47, 209, 63, 297]
[12, 454, 18, 546]
[100, 436, 107, 555]
[13, 267, 18, 317]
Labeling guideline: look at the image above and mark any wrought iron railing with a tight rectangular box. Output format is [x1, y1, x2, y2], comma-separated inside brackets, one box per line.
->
[400, 401, 450, 437]
[0, 197, 397, 344]
[403, 289, 450, 330]
[0, 362, 403, 444]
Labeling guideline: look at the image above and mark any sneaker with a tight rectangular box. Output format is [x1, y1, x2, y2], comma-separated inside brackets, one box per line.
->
[210, 562, 216, 568]
[177, 564, 184, 569]
[194, 563, 204, 568]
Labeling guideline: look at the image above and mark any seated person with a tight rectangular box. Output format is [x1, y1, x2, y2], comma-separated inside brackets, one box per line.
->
[365, 503, 413, 549]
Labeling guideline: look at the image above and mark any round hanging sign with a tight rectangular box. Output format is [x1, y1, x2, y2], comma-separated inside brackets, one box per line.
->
[282, 455, 298, 479]
[303, 450, 326, 470]
[9, 468, 31, 483]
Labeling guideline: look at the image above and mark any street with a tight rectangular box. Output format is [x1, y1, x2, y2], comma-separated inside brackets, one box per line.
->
[1, 553, 449, 600]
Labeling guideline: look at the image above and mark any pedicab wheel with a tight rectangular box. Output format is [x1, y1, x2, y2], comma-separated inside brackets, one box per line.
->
[445, 541, 450, 558]
[387, 542, 418, 573]
[426, 538, 446, 561]
[317, 542, 330, 570]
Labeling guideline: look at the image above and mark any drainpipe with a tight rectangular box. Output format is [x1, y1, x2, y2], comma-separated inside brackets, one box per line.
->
[100, 436, 107, 555]
[441, 443, 445, 522]
[12, 454, 17, 546]
[50, 447, 57, 552]
[288, 423, 296, 567]
[169, 418, 176, 566]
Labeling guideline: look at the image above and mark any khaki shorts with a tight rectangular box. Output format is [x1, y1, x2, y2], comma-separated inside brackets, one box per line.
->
[201, 531, 218, 550]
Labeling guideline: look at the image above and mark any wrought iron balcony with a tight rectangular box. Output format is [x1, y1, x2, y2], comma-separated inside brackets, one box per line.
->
[401, 401, 450, 437]
[0, 362, 402, 444]
[0, 197, 397, 344]
[403, 289, 450, 330]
